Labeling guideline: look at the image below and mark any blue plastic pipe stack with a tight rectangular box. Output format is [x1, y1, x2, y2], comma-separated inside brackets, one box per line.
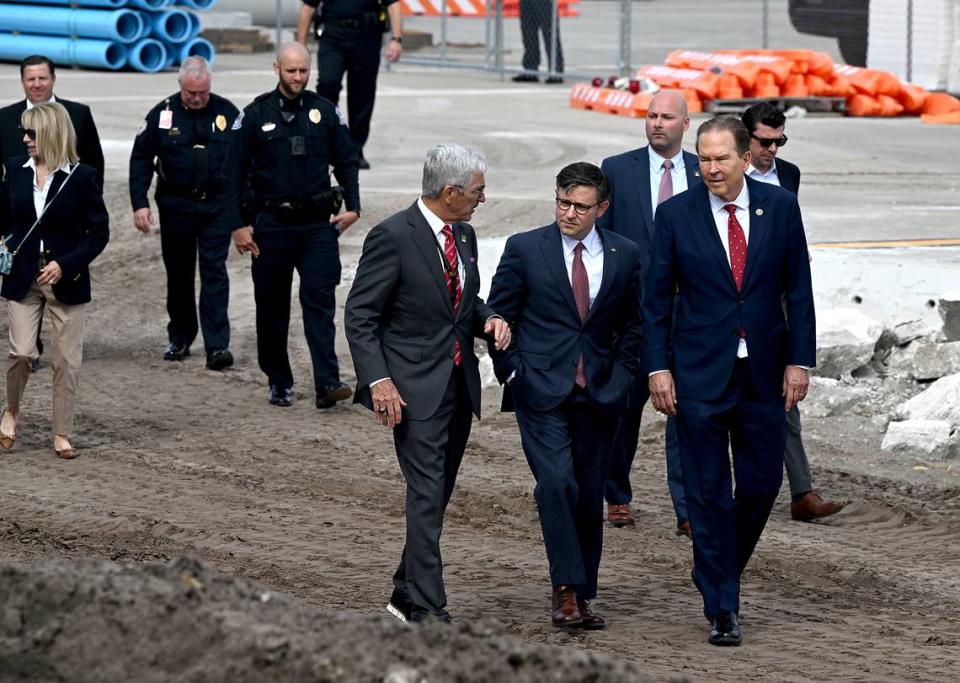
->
[0, 0, 218, 73]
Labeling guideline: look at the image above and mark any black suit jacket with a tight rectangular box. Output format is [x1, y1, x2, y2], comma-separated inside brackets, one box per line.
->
[345, 201, 497, 421]
[0, 98, 105, 190]
[773, 157, 801, 196]
[598, 145, 702, 284]
[0, 158, 109, 305]
[487, 223, 644, 413]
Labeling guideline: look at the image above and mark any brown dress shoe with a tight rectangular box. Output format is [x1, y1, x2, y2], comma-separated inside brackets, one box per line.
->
[577, 599, 607, 630]
[676, 520, 692, 538]
[607, 502, 635, 527]
[791, 490, 845, 521]
[551, 585, 582, 629]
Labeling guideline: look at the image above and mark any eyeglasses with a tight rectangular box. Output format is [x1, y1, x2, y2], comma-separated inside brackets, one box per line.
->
[18, 125, 36, 141]
[751, 133, 788, 148]
[555, 197, 598, 215]
[454, 184, 485, 197]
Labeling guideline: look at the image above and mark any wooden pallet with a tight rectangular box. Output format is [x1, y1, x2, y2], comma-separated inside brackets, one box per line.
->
[705, 96, 847, 115]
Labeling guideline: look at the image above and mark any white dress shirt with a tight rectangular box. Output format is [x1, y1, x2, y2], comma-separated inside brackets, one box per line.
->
[25, 94, 56, 111]
[23, 157, 72, 252]
[649, 148, 688, 218]
[708, 182, 751, 358]
[418, 197, 466, 287]
[747, 161, 780, 186]
[560, 226, 603, 307]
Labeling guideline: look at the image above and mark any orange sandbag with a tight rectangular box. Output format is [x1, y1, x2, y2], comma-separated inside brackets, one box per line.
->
[921, 92, 960, 115]
[834, 65, 901, 97]
[826, 75, 853, 97]
[897, 84, 928, 114]
[921, 111, 960, 124]
[876, 95, 904, 116]
[846, 94, 881, 116]
[634, 65, 720, 99]
[665, 50, 761, 87]
[716, 73, 743, 99]
[749, 72, 781, 98]
[737, 54, 793, 84]
[804, 74, 828, 96]
[807, 52, 836, 78]
[680, 88, 704, 113]
[781, 73, 809, 97]
[769, 49, 816, 74]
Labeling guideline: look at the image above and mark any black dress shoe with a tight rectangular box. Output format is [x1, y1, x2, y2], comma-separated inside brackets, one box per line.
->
[709, 612, 742, 646]
[512, 73, 539, 83]
[316, 382, 352, 409]
[545, 75, 565, 84]
[386, 590, 413, 623]
[206, 349, 234, 371]
[357, 156, 371, 170]
[163, 342, 190, 361]
[269, 385, 294, 407]
[30, 357, 41, 372]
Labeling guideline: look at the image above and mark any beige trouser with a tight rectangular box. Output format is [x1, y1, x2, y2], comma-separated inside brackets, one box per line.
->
[6, 276, 85, 437]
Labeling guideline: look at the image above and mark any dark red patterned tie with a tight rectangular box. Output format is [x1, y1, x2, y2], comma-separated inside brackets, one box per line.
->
[572, 242, 589, 388]
[442, 224, 463, 366]
[725, 204, 747, 338]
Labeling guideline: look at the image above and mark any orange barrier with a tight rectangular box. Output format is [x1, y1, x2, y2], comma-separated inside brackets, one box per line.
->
[568, 83, 653, 118]
[922, 112, 960, 125]
[398, 0, 579, 17]
[635, 64, 719, 99]
[571, 49, 960, 120]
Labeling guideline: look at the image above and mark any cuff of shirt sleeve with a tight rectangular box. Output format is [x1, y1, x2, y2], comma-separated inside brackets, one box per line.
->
[790, 365, 810, 371]
[369, 377, 389, 387]
[648, 369, 670, 377]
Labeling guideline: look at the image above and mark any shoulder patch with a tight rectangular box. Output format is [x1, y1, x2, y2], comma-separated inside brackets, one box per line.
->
[231, 111, 245, 130]
[334, 105, 347, 127]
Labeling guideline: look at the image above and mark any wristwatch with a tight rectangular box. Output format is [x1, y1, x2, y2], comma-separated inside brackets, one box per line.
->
[391, 36, 402, 43]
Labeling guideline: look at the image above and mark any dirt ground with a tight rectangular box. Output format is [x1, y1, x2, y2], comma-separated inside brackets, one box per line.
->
[2, 170, 960, 681]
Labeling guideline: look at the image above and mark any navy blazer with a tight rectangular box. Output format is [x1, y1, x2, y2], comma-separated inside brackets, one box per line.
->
[598, 145, 702, 283]
[774, 157, 801, 195]
[0, 158, 109, 305]
[643, 177, 815, 401]
[488, 223, 644, 413]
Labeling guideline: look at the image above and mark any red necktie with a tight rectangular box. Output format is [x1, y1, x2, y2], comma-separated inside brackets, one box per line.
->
[657, 159, 674, 205]
[442, 224, 463, 366]
[724, 204, 747, 338]
[572, 242, 589, 388]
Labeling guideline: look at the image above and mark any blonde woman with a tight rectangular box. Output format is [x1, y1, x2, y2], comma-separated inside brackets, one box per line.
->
[0, 101, 109, 459]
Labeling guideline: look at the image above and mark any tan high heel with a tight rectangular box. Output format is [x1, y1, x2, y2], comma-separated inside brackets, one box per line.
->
[0, 410, 16, 450]
[54, 435, 77, 460]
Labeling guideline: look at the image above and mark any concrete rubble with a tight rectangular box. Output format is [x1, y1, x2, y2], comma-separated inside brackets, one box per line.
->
[939, 294, 960, 342]
[815, 308, 885, 378]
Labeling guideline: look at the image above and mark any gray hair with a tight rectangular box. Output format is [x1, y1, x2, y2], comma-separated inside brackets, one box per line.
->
[178, 56, 211, 83]
[421, 143, 487, 198]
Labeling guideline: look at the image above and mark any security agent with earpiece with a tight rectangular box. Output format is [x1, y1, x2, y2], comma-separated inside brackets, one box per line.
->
[223, 42, 360, 410]
[296, 0, 403, 170]
[129, 56, 239, 371]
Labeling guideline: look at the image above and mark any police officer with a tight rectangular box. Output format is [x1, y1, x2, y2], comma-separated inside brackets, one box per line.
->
[129, 57, 237, 371]
[296, 0, 403, 170]
[224, 42, 360, 409]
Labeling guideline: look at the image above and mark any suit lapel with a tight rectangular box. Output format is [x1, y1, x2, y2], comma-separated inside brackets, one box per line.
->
[408, 205, 454, 316]
[584, 228, 617, 324]
[633, 147, 654, 239]
[541, 224, 581, 321]
[741, 179, 770, 290]
[693, 186, 739, 293]
[684, 151, 702, 188]
[43, 169, 67, 210]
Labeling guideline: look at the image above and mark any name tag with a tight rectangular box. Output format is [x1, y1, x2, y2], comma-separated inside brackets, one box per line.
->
[159, 109, 173, 129]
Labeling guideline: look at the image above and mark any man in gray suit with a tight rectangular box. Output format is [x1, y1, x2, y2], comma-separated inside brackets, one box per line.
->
[345, 143, 510, 623]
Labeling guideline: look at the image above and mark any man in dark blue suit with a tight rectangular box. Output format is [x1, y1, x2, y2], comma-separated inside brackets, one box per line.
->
[488, 162, 643, 630]
[645, 116, 816, 646]
[598, 90, 699, 532]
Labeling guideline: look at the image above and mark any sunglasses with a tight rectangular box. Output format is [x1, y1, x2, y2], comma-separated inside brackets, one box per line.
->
[751, 133, 788, 149]
[18, 125, 36, 141]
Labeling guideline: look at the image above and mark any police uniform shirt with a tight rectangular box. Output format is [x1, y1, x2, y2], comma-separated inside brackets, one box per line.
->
[129, 93, 239, 210]
[301, 0, 398, 22]
[222, 88, 360, 231]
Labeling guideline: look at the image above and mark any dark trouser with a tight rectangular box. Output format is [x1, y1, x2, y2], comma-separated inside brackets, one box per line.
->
[519, 0, 564, 74]
[391, 366, 473, 621]
[784, 405, 813, 496]
[157, 197, 231, 354]
[678, 360, 785, 618]
[250, 214, 341, 395]
[514, 389, 616, 600]
[315, 24, 382, 156]
[606, 380, 687, 525]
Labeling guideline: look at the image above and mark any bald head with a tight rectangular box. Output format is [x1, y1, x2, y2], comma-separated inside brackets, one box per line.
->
[645, 90, 690, 158]
[274, 41, 310, 99]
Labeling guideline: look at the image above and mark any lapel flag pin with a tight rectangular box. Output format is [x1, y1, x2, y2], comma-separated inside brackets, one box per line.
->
[610, 247, 617, 252]
[755, 208, 764, 216]
[694, 169, 701, 177]
[461, 235, 467, 243]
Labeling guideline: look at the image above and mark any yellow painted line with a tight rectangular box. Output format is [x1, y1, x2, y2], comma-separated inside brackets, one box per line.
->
[810, 238, 960, 249]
